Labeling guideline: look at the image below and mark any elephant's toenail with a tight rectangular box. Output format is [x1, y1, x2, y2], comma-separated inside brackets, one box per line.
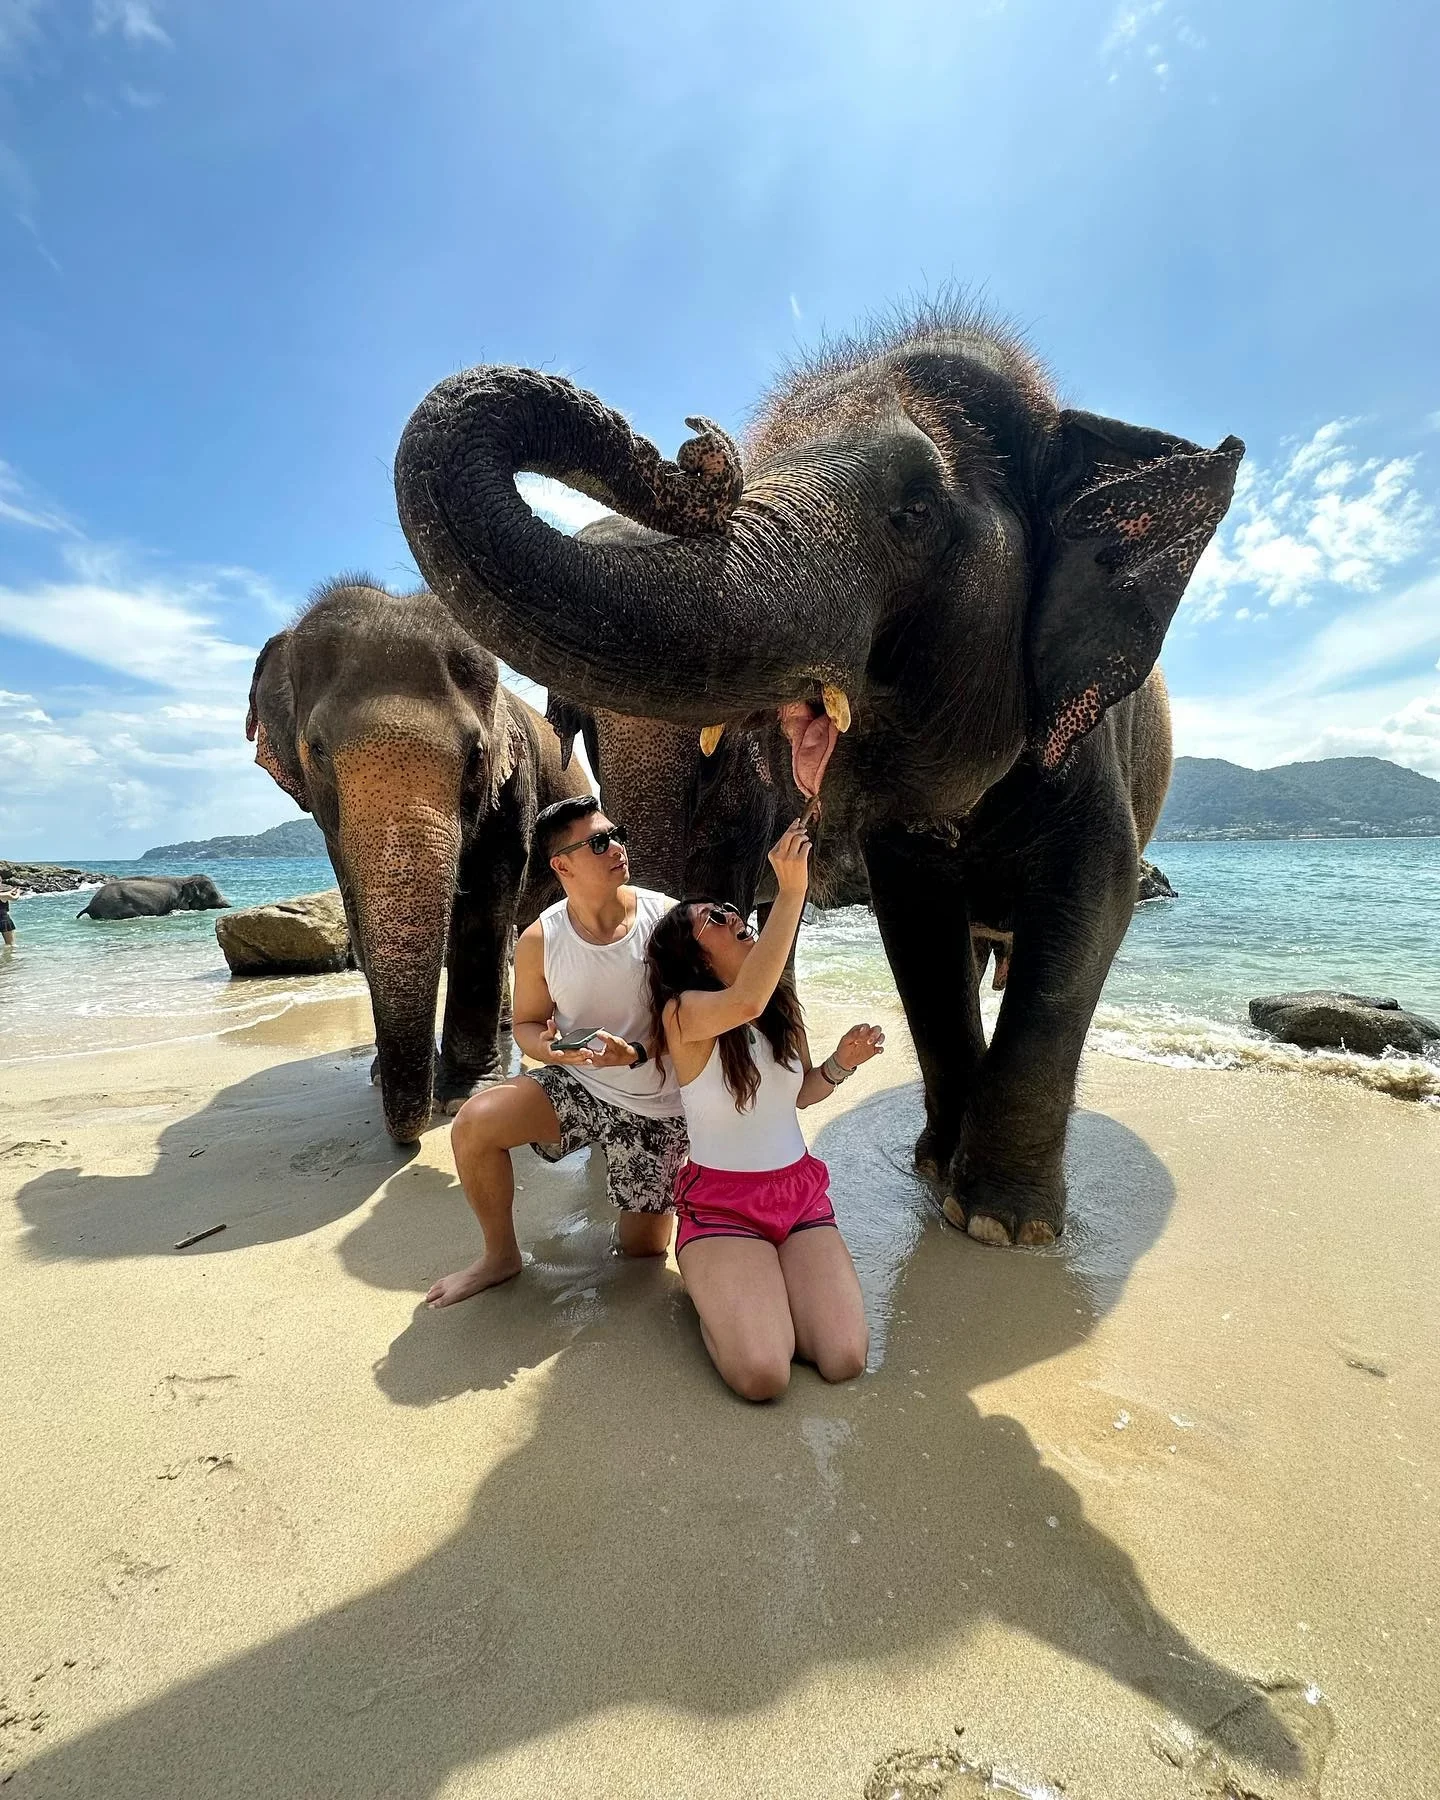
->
[940, 1196, 967, 1229]
[967, 1214, 1013, 1247]
[1017, 1219, 1057, 1247]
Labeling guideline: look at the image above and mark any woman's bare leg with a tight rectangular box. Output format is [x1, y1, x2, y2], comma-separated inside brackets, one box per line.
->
[677, 1237, 794, 1402]
[777, 1226, 869, 1381]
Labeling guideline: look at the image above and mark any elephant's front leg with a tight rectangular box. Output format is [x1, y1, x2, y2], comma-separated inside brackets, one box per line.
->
[955, 802, 1138, 1246]
[862, 827, 987, 1187]
[435, 836, 526, 1114]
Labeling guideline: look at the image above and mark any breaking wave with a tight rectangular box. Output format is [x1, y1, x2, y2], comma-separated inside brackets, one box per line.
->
[1087, 1004, 1440, 1105]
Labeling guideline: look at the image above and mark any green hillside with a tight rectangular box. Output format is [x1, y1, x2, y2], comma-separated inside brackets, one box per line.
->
[141, 817, 327, 860]
[1158, 756, 1440, 839]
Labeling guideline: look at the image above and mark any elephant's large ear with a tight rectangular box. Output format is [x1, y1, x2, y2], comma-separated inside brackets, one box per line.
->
[487, 702, 532, 810]
[246, 632, 309, 810]
[1027, 412, 1243, 773]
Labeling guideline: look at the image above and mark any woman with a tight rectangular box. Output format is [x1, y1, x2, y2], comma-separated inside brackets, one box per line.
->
[645, 820, 884, 1402]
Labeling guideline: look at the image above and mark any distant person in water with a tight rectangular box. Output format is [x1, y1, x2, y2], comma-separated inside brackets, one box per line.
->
[0, 894, 15, 948]
[426, 796, 687, 1309]
[646, 821, 884, 1402]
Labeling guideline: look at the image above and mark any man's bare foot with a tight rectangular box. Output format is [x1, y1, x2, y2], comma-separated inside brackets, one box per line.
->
[425, 1251, 523, 1308]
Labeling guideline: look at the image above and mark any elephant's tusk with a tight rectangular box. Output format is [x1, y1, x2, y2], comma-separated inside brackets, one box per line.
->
[822, 686, 851, 733]
[699, 724, 727, 756]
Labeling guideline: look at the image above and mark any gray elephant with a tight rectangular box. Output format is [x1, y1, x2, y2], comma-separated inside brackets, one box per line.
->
[78, 874, 229, 920]
[246, 576, 590, 1143]
[394, 303, 1241, 1245]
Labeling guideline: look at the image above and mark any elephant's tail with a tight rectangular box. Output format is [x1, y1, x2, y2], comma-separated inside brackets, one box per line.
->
[76, 904, 92, 919]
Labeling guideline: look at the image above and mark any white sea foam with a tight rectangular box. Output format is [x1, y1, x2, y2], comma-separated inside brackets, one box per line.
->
[1087, 1004, 1440, 1104]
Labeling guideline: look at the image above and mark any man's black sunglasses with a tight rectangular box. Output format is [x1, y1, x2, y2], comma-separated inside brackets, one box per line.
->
[553, 823, 628, 858]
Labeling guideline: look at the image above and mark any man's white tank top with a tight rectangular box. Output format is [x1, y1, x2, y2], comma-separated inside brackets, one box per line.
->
[539, 887, 682, 1120]
[680, 1029, 808, 1171]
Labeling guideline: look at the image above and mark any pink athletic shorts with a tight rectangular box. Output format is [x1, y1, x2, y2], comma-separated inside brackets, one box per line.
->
[673, 1152, 837, 1254]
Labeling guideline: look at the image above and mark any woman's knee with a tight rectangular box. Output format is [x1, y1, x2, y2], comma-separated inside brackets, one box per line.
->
[815, 1331, 869, 1384]
[723, 1349, 792, 1403]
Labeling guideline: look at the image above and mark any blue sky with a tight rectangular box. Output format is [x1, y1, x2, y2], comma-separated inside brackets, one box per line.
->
[2, 0, 1438, 857]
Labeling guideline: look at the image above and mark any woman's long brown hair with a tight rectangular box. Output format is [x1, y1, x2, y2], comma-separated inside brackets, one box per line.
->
[645, 899, 805, 1111]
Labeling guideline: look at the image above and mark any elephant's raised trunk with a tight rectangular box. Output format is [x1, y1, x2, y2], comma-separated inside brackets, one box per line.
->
[394, 365, 873, 725]
[335, 739, 463, 1144]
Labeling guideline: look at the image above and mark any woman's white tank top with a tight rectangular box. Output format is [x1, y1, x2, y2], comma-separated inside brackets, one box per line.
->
[680, 1028, 807, 1172]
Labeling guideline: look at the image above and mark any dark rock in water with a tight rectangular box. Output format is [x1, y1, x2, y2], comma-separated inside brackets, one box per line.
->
[1137, 858, 1177, 902]
[0, 860, 114, 897]
[217, 888, 355, 975]
[1249, 990, 1440, 1056]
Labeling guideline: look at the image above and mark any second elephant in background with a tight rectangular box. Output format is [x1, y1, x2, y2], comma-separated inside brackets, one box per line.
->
[247, 576, 590, 1143]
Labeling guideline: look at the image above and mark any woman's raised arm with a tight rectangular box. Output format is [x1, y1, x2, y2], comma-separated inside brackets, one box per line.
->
[667, 821, 811, 1044]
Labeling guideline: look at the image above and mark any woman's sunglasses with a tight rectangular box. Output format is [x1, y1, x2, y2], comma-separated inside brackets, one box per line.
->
[695, 902, 742, 931]
[552, 823, 628, 857]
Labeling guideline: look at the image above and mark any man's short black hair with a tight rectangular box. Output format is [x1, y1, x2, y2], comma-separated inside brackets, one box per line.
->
[535, 794, 602, 862]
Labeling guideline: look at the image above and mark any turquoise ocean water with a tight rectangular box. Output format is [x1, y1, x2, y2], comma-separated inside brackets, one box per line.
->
[3, 841, 1438, 1097]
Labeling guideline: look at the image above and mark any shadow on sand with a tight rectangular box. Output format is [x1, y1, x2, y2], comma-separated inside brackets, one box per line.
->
[13, 1078, 1315, 1797]
[14, 1048, 413, 1261]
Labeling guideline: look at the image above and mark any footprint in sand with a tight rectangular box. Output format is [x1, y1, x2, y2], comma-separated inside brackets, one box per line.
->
[289, 1137, 363, 1176]
[99, 1553, 172, 1601]
[154, 1373, 238, 1407]
[0, 1137, 68, 1164]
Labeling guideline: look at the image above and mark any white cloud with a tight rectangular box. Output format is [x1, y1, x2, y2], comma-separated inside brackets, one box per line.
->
[1102, 0, 1199, 82]
[0, 572, 258, 696]
[0, 688, 51, 722]
[1171, 570, 1440, 774]
[0, 458, 73, 532]
[789, 293, 803, 322]
[515, 472, 614, 535]
[0, 538, 297, 853]
[1185, 420, 1433, 619]
[92, 0, 170, 48]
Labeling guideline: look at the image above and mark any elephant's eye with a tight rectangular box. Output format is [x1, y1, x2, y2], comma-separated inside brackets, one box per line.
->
[464, 742, 484, 782]
[306, 737, 328, 765]
[888, 497, 933, 533]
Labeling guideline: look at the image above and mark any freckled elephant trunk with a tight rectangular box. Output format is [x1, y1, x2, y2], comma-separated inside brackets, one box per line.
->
[393, 365, 873, 723]
[335, 743, 463, 1145]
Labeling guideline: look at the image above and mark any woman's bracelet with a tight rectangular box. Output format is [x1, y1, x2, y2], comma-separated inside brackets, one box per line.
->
[821, 1052, 855, 1086]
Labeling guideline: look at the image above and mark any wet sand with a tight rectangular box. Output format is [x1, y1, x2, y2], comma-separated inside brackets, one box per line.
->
[2, 992, 1437, 1798]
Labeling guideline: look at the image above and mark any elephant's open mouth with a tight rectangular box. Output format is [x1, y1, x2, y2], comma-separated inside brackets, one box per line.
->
[701, 685, 850, 803]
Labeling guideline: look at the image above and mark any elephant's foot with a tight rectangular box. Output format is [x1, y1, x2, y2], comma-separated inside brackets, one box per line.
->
[434, 1064, 505, 1117]
[941, 1163, 1066, 1249]
[913, 1124, 959, 1184]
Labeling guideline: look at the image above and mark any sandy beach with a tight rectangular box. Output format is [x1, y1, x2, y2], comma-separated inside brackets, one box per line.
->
[3, 993, 1437, 1799]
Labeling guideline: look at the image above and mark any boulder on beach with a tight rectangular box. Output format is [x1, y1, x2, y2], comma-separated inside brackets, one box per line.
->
[1137, 858, 1177, 902]
[216, 888, 355, 976]
[1248, 990, 1440, 1057]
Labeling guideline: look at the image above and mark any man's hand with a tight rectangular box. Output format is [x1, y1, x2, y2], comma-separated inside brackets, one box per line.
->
[539, 1019, 600, 1066]
[582, 1030, 642, 1069]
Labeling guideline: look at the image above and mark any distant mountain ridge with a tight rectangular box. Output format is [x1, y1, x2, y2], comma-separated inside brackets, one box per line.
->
[1157, 756, 1440, 839]
[141, 818, 327, 860]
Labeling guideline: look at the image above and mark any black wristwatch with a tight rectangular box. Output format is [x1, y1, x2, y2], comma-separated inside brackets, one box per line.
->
[628, 1040, 649, 1066]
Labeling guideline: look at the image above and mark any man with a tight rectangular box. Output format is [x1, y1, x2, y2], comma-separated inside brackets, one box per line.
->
[426, 796, 686, 1308]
